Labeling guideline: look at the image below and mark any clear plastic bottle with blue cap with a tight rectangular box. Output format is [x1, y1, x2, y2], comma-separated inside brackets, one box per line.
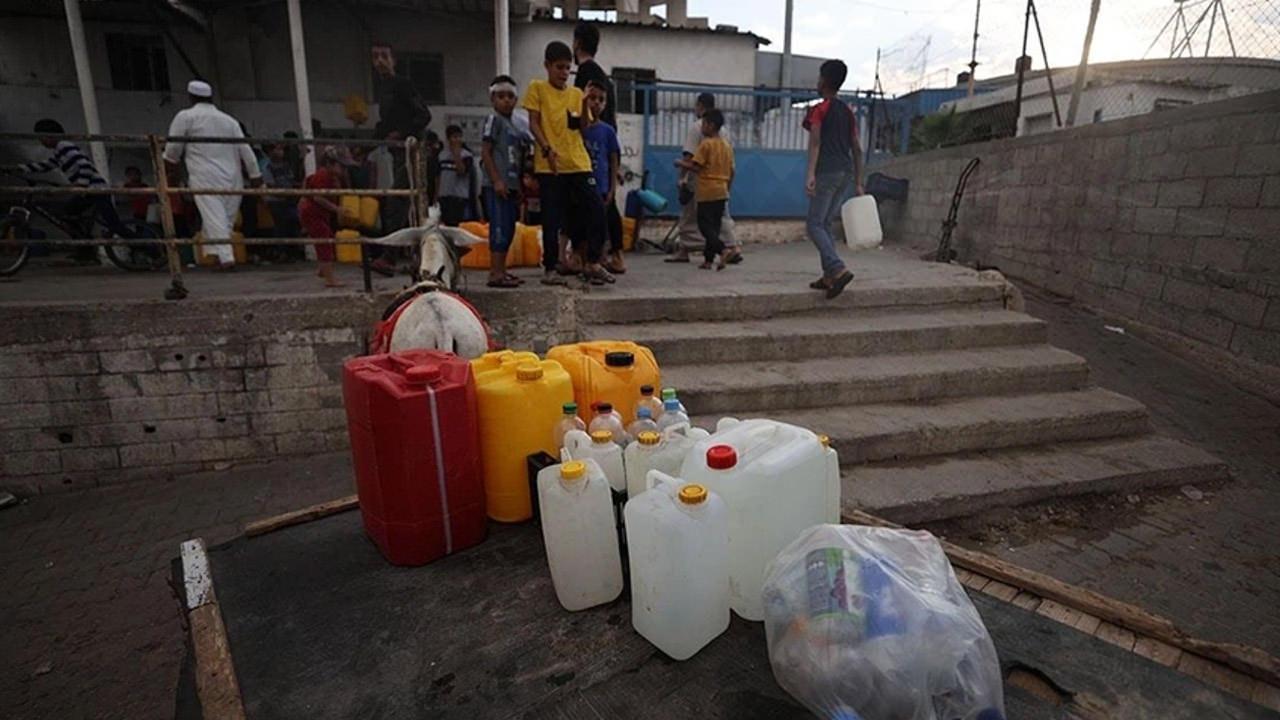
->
[626, 406, 659, 439]
[655, 398, 690, 433]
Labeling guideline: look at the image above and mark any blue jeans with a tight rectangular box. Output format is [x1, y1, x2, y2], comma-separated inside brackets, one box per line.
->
[807, 172, 853, 278]
[482, 187, 519, 253]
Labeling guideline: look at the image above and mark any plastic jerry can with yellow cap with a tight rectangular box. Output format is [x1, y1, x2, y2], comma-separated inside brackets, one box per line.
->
[680, 418, 829, 621]
[537, 458, 623, 611]
[623, 423, 710, 499]
[470, 350, 540, 385]
[475, 360, 574, 522]
[545, 341, 660, 424]
[624, 471, 729, 659]
[561, 429, 625, 494]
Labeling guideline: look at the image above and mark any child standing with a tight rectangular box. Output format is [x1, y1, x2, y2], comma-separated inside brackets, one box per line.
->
[480, 74, 528, 289]
[581, 81, 626, 274]
[299, 145, 357, 288]
[437, 125, 475, 226]
[677, 109, 734, 270]
[522, 40, 612, 286]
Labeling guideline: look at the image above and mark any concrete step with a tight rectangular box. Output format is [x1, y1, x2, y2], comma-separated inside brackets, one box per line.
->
[669, 346, 1090, 414]
[578, 281, 1006, 324]
[842, 435, 1230, 524]
[588, 309, 1047, 365]
[698, 388, 1151, 464]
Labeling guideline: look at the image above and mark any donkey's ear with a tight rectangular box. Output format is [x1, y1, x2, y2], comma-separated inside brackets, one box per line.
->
[438, 226, 486, 248]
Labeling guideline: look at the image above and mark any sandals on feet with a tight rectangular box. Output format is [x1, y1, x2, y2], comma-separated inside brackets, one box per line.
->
[487, 276, 521, 288]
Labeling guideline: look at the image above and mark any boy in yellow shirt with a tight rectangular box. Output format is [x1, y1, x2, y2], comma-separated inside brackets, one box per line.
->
[676, 109, 735, 270]
[522, 41, 613, 285]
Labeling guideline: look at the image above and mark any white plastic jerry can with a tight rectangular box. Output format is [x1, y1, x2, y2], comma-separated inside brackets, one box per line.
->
[624, 431, 663, 500]
[562, 429, 626, 494]
[681, 418, 830, 621]
[623, 423, 711, 499]
[625, 470, 730, 660]
[820, 433, 841, 524]
[841, 194, 883, 249]
[536, 459, 624, 611]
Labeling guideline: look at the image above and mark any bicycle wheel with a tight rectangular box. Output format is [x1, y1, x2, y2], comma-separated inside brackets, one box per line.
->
[104, 220, 167, 272]
[0, 217, 31, 277]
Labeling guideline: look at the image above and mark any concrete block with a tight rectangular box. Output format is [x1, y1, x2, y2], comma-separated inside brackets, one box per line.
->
[218, 391, 272, 415]
[2, 450, 61, 476]
[172, 439, 227, 464]
[1130, 130, 1170, 157]
[1089, 260, 1127, 289]
[59, 447, 120, 472]
[1262, 176, 1280, 207]
[1162, 277, 1211, 310]
[1191, 236, 1250, 272]
[153, 347, 222, 373]
[1146, 234, 1195, 267]
[1230, 326, 1280, 366]
[1183, 146, 1238, 178]
[1170, 119, 1221, 150]
[264, 344, 318, 366]
[1245, 241, 1280, 275]
[1209, 286, 1268, 327]
[99, 350, 154, 374]
[274, 430, 347, 456]
[269, 386, 343, 411]
[1181, 313, 1235, 348]
[1174, 207, 1227, 237]
[1123, 267, 1166, 299]
[133, 370, 244, 396]
[119, 442, 175, 467]
[1226, 207, 1280, 240]
[0, 352, 100, 378]
[1264, 300, 1280, 330]
[222, 436, 276, 459]
[1203, 177, 1263, 208]
[1110, 233, 1149, 259]
[1119, 182, 1159, 208]
[1236, 143, 1280, 176]
[1133, 207, 1177, 234]
[108, 394, 219, 422]
[1141, 153, 1187, 181]
[1156, 179, 1204, 208]
[1140, 298, 1186, 332]
[0, 378, 50, 404]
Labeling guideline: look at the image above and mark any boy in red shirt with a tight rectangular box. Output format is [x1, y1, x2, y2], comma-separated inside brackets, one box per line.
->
[299, 145, 357, 288]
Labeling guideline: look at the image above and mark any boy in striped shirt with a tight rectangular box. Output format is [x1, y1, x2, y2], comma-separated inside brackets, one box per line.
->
[5, 119, 135, 261]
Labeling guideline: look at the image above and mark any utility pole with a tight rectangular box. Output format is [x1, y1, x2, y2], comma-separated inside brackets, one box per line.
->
[967, 0, 981, 97]
[1066, 0, 1100, 126]
[782, 0, 794, 90]
[1013, 0, 1031, 132]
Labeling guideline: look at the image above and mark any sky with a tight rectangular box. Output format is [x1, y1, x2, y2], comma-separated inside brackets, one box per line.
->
[662, 0, 1279, 95]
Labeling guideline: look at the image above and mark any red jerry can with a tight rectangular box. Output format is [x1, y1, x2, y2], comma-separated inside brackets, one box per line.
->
[342, 350, 486, 565]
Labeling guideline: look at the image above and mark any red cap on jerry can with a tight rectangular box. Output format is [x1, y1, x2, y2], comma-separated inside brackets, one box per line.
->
[706, 444, 737, 470]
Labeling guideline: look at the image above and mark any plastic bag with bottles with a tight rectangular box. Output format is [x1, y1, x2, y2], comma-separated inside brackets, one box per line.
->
[762, 524, 1005, 720]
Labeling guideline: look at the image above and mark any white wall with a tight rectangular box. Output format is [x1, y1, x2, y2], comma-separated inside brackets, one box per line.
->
[510, 19, 758, 89]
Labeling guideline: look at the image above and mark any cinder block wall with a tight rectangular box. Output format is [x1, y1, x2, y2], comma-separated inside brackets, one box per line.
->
[876, 90, 1280, 371]
[0, 295, 393, 495]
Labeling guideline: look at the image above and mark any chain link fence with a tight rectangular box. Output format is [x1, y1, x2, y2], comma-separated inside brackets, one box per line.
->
[874, 0, 1280, 154]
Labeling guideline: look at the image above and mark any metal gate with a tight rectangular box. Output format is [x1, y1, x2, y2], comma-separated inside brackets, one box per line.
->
[639, 83, 869, 218]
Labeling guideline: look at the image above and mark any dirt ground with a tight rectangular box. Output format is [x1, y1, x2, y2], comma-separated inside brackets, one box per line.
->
[926, 287, 1280, 656]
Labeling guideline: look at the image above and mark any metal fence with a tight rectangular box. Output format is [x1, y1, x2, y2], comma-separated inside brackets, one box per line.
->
[875, 0, 1280, 153]
[0, 133, 428, 299]
[639, 83, 875, 217]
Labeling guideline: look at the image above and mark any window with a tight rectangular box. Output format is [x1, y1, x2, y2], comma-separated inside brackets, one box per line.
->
[1153, 98, 1192, 112]
[1092, 108, 1103, 123]
[612, 67, 656, 113]
[106, 34, 170, 91]
[372, 52, 445, 104]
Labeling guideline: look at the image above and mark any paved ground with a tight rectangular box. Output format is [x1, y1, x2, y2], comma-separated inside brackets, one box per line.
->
[926, 287, 1280, 656]
[2, 248, 1277, 717]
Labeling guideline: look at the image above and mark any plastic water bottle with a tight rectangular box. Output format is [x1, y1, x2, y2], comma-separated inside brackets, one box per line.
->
[627, 407, 659, 439]
[552, 402, 587, 452]
[589, 402, 628, 446]
[656, 399, 690, 433]
[660, 387, 688, 415]
[638, 384, 664, 421]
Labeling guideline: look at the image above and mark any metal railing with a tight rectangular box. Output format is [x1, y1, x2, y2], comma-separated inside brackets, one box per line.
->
[0, 133, 431, 299]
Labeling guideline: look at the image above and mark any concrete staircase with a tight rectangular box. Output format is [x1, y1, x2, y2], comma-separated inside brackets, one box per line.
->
[580, 274, 1227, 524]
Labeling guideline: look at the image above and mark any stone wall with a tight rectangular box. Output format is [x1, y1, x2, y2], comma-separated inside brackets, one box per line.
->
[875, 90, 1280, 373]
[0, 293, 395, 495]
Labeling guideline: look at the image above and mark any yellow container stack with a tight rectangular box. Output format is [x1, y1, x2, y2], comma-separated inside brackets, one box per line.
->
[473, 358, 574, 522]
[335, 229, 362, 264]
[546, 341, 661, 424]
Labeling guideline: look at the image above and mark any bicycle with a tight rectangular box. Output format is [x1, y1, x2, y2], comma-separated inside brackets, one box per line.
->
[0, 172, 166, 277]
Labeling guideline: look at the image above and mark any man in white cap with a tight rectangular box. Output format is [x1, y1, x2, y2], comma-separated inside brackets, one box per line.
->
[163, 80, 262, 269]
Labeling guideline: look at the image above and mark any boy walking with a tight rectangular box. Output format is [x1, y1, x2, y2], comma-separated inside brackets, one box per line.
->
[523, 40, 613, 286]
[299, 146, 358, 288]
[437, 125, 476, 227]
[676, 109, 734, 270]
[480, 74, 528, 288]
[581, 81, 625, 274]
[803, 59, 863, 299]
